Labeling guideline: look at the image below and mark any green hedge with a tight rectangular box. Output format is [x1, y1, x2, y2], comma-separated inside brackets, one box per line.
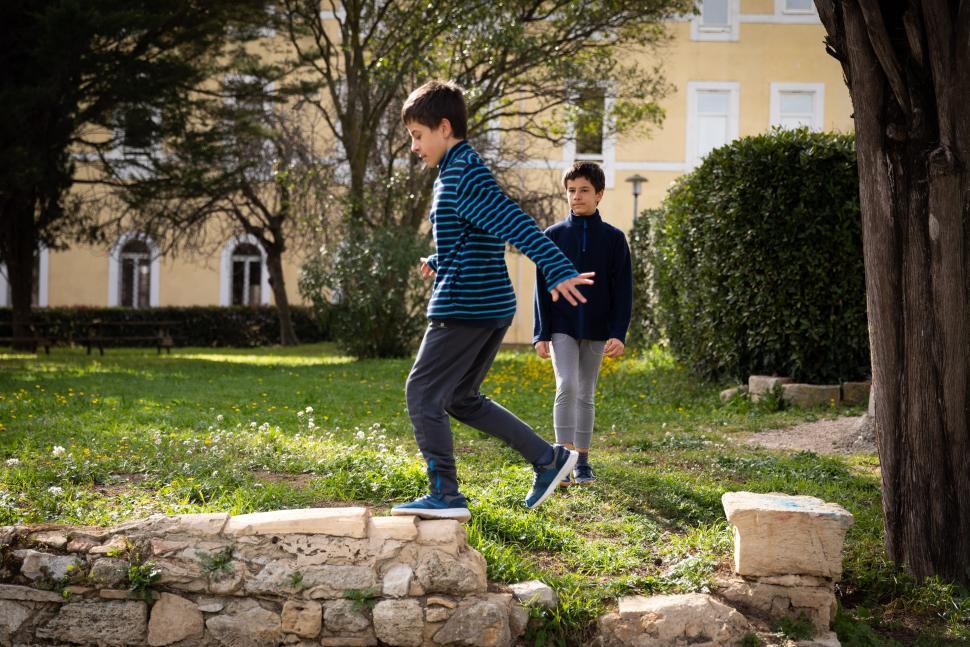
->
[0, 306, 330, 348]
[648, 128, 869, 383]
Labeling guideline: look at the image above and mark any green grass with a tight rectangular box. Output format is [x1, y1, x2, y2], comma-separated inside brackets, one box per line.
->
[1, 344, 967, 645]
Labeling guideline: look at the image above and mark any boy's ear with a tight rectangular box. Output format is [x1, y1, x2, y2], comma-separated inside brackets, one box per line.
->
[437, 118, 453, 138]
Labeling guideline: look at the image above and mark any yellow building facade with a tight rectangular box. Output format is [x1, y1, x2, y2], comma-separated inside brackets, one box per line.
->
[2, 0, 852, 346]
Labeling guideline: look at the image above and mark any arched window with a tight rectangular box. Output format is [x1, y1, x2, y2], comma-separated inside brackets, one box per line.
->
[219, 235, 269, 306]
[231, 242, 263, 306]
[108, 233, 159, 307]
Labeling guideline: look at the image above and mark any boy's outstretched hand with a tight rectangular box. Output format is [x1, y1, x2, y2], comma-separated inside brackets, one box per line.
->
[418, 257, 436, 279]
[550, 272, 595, 305]
[604, 338, 625, 358]
[534, 341, 551, 359]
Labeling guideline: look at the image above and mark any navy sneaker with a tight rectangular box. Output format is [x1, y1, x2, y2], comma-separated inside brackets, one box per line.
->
[573, 464, 596, 484]
[559, 473, 573, 487]
[525, 445, 578, 510]
[391, 494, 471, 522]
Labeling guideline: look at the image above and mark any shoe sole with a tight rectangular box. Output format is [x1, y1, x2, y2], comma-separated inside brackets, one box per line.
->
[573, 478, 595, 485]
[558, 480, 574, 487]
[391, 507, 471, 522]
[528, 450, 578, 510]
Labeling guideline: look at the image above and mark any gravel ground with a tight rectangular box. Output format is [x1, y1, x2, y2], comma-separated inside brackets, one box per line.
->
[745, 414, 877, 455]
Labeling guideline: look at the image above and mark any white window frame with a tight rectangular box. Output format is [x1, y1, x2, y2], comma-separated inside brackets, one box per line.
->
[742, 1, 820, 23]
[685, 81, 740, 167]
[778, 0, 817, 16]
[108, 232, 160, 307]
[562, 85, 616, 188]
[691, 0, 740, 42]
[0, 246, 48, 308]
[770, 82, 825, 131]
[220, 234, 271, 306]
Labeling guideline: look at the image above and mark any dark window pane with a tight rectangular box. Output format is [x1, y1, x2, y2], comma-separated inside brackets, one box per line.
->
[137, 260, 150, 308]
[232, 260, 245, 305]
[121, 259, 135, 307]
[576, 89, 605, 156]
[122, 239, 150, 255]
[249, 260, 262, 305]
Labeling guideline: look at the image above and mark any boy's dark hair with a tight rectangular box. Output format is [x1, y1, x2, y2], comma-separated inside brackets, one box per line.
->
[401, 80, 468, 138]
[562, 161, 606, 193]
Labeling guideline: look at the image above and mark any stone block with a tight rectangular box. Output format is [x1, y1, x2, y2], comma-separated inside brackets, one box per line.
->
[175, 512, 230, 536]
[320, 633, 376, 647]
[0, 600, 31, 635]
[148, 592, 204, 646]
[372, 599, 423, 647]
[720, 386, 747, 404]
[841, 381, 871, 406]
[14, 549, 82, 581]
[748, 376, 792, 396]
[382, 563, 413, 598]
[417, 520, 465, 550]
[415, 548, 487, 595]
[782, 384, 841, 408]
[282, 600, 322, 638]
[509, 580, 558, 609]
[715, 575, 837, 631]
[597, 593, 750, 647]
[369, 516, 418, 542]
[89, 535, 128, 555]
[280, 535, 373, 567]
[88, 557, 129, 588]
[302, 565, 377, 599]
[225, 507, 369, 538]
[323, 599, 370, 634]
[29, 530, 68, 549]
[36, 600, 147, 645]
[722, 492, 854, 579]
[0, 584, 64, 602]
[433, 595, 512, 647]
[208, 561, 248, 595]
[206, 602, 282, 647]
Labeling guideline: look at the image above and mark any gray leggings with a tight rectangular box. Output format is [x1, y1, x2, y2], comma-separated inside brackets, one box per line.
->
[550, 333, 606, 449]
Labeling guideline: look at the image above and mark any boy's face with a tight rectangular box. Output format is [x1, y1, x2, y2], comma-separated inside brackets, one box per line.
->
[565, 177, 603, 216]
[406, 119, 454, 168]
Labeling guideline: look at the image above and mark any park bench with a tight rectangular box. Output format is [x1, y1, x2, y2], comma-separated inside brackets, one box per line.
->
[0, 321, 55, 354]
[84, 319, 176, 355]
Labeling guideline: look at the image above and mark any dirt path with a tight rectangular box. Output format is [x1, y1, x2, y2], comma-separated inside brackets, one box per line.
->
[745, 415, 876, 455]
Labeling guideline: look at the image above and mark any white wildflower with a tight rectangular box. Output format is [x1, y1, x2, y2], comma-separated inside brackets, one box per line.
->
[47, 486, 64, 495]
[216, 414, 224, 423]
[355, 431, 365, 440]
[297, 410, 304, 418]
[305, 406, 313, 414]
[5, 458, 20, 467]
[51, 445, 66, 457]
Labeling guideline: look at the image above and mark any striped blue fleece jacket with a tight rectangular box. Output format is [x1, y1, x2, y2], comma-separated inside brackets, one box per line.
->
[425, 140, 578, 322]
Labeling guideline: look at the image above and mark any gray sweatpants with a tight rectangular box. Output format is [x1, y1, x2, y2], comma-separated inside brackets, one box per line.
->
[550, 333, 606, 450]
[406, 321, 552, 498]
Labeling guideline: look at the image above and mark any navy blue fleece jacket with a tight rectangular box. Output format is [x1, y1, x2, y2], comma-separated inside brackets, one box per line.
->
[533, 210, 633, 344]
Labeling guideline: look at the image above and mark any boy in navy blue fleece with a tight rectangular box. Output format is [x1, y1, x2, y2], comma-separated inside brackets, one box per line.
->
[390, 80, 595, 522]
[533, 161, 633, 484]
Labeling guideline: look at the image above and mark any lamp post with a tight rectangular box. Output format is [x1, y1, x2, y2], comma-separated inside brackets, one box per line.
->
[626, 174, 647, 225]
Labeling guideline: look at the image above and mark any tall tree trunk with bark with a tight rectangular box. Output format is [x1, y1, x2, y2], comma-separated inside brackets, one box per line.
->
[1, 197, 37, 349]
[816, 0, 970, 584]
[265, 249, 298, 346]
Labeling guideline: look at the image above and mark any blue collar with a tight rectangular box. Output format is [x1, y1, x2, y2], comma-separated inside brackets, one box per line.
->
[438, 140, 470, 172]
[568, 209, 602, 224]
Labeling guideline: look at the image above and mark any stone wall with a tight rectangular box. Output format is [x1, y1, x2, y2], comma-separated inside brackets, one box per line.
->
[0, 508, 527, 647]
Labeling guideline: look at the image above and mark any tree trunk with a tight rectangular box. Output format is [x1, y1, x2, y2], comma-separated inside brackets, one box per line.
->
[816, 0, 970, 584]
[265, 249, 299, 346]
[0, 196, 38, 350]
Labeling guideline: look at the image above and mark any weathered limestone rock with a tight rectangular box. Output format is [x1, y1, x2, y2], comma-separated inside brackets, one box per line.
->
[89, 534, 129, 555]
[508, 603, 529, 639]
[748, 376, 792, 400]
[782, 384, 841, 408]
[372, 598, 423, 647]
[29, 531, 68, 550]
[14, 549, 82, 582]
[722, 492, 854, 579]
[154, 557, 206, 591]
[302, 565, 378, 599]
[433, 595, 512, 647]
[510, 580, 558, 609]
[206, 601, 282, 647]
[425, 606, 453, 623]
[320, 634, 376, 647]
[150, 538, 189, 556]
[416, 520, 465, 556]
[175, 512, 231, 536]
[225, 507, 369, 538]
[323, 599, 370, 634]
[797, 630, 842, 646]
[382, 564, 413, 598]
[369, 516, 418, 542]
[596, 593, 750, 647]
[415, 549, 487, 595]
[281, 600, 322, 638]
[36, 600, 147, 645]
[0, 599, 31, 637]
[280, 535, 373, 566]
[841, 381, 871, 406]
[0, 584, 64, 602]
[197, 596, 227, 613]
[147, 592, 204, 646]
[66, 537, 98, 552]
[209, 561, 248, 595]
[720, 385, 747, 404]
[88, 557, 129, 588]
[715, 575, 837, 630]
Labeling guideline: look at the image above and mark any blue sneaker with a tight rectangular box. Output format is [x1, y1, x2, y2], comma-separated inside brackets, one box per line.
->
[391, 494, 471, 522]
[573, 464, 596, 484]
[525, 446, 578, 510]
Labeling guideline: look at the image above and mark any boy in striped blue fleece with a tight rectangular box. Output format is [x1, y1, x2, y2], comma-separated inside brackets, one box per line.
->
[391, 80, 595, 522]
